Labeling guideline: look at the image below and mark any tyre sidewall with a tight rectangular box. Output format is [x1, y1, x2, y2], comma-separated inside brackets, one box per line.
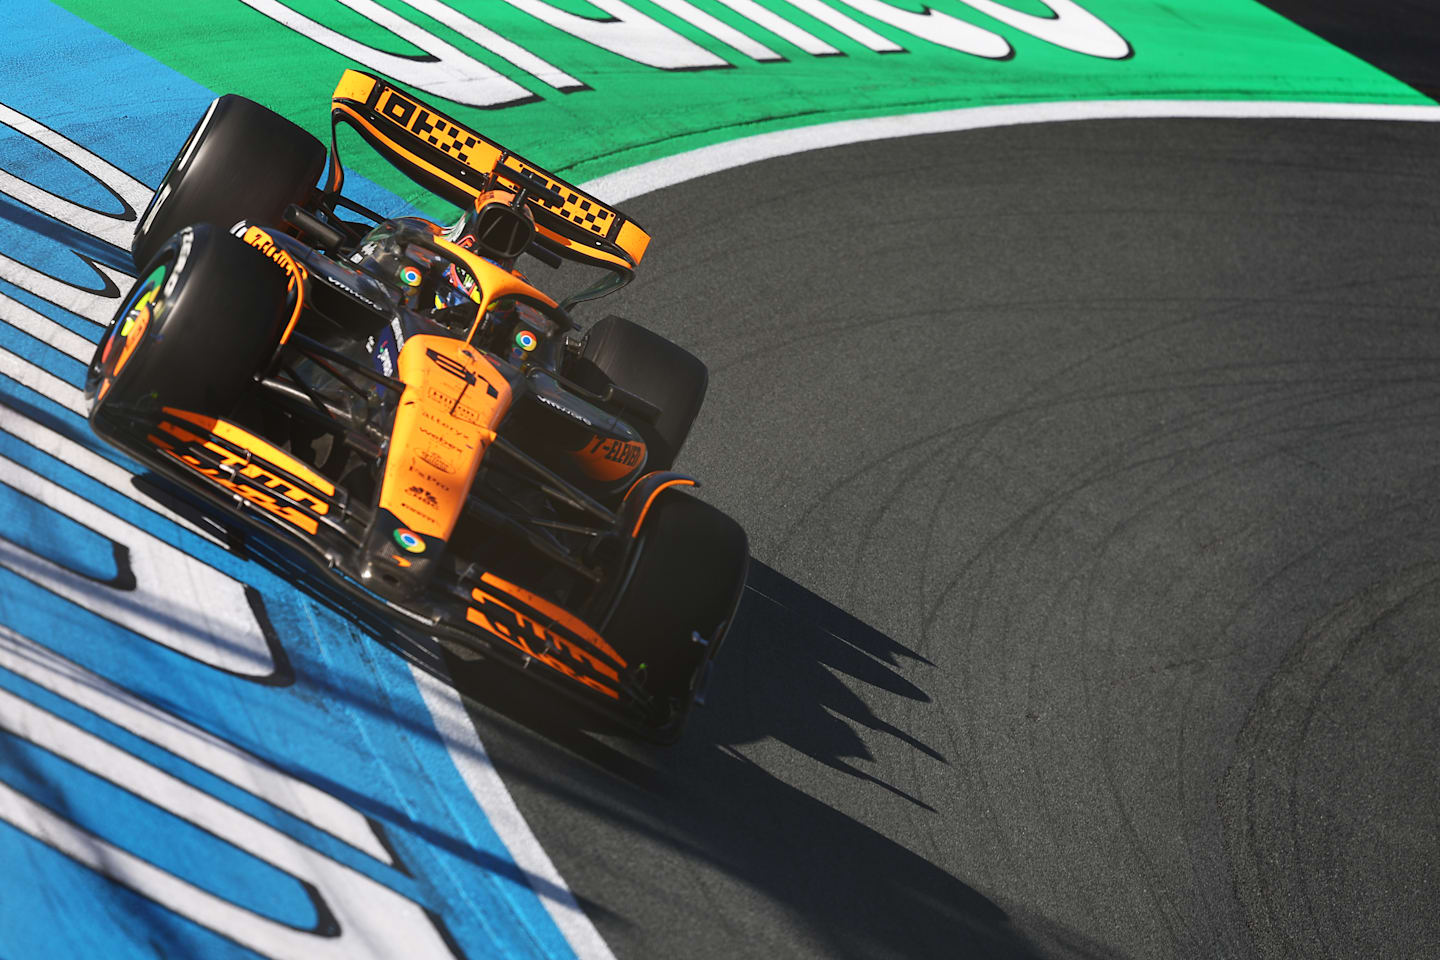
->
[91, 224, 289, 420]
[605, 491, 748, 703]
[132, 95, 325, 270]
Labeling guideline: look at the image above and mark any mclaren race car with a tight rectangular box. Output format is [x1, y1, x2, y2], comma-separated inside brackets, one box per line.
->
[86, 71, 748, 740]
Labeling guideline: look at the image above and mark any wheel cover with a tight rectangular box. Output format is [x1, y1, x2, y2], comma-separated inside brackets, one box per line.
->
[86, 262, 167, 407]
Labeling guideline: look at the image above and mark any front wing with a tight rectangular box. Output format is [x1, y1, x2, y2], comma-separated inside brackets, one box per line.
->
[93, 403, 694, 738]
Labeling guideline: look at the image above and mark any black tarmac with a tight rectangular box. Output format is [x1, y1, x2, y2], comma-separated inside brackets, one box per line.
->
[453, 118, 1440, 959]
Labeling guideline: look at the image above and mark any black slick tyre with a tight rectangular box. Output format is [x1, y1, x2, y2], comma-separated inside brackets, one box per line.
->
[604, 490, 748, 720]
[87, 223, 289, 422]
[132, 94, 326, 270]
[571, 315, 707, 470]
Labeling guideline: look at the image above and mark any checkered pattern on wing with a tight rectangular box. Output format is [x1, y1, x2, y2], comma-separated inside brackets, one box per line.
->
[503, 160, 614, 239]
[414, 113, 481, 165]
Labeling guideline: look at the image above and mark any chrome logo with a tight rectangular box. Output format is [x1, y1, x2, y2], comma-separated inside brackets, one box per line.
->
[515, 329, 538, 352]
[399, 265, 422, 286]
[393, 528, 426, 553]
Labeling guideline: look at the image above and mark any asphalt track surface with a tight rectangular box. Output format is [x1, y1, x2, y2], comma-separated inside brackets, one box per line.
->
[445, 118, 1440, 959]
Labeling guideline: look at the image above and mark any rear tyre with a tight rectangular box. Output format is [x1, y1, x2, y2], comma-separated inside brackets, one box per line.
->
[570, 316, 708, 471]
[133, 94, 326, 270]
[605, 491, 748, 716]
[88, 223, 289, 420]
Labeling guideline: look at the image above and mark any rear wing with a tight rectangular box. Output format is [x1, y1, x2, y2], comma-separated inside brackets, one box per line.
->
[327, 70, 650, 273]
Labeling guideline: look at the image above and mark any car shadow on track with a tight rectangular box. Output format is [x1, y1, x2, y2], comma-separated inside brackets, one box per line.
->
[718, 559, 945, 807]
[131, 483, 1044, 960]
[443, 560, 1048, 960]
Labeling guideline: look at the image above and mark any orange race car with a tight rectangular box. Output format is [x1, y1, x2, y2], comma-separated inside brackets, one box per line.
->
[87, 71, 748, 740]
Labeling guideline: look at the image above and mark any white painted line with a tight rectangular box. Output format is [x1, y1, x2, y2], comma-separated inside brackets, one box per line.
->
[0, 101, 150, 250]
[0, 625, 392, 863]
[581, 98, 1440, 202]
[411, 661, 618, 960]
[0, 343, 86, 415]
[0, 451, 274, 677]
[0, 289, 93, 361]
[0, 677, 458, 959]
[0, 393, 230, 546]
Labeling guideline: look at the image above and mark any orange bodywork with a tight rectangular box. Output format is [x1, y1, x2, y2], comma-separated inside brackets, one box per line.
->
[466, 574, 625, 699]
[532, 223, 636, 273]
[331, 70, 651, 269]
[238, 225, 308, 344]
[377, 335, 511, 541]
[625, 474, 698, 537]
[479, 571, 625, 666]
[149, 408, 334, 535]
[569, 434, 646, 483]
[422, 238, 558, 342]
[164, 407, 335, 494]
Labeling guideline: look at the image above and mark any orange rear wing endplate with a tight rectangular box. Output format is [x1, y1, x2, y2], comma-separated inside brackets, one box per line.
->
[329, 70, 650, 270]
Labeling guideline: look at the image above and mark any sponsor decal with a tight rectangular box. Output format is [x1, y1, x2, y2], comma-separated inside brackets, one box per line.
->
[466, 587, 620, 699]
[571, 434, 645, 482]
[371, 324, 400, 379]
[399, 264, 422, 286]
[405, 484, 439, 508]
[515, 329, 537, 352]
[417, 450, 455, 474]
[535, 393, 592, 427]
[424, 346, 479, 386]
[596, 436, 644, 468]
[240, 225, 296, 274]
[393, 527, 426, 553]
[150, 419, 330, 536]
[319, 269, 386, 313]
[376, 86, 486, 160]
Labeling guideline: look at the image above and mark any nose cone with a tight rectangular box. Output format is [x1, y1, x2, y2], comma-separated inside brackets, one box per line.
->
[358, 509, 444, 602]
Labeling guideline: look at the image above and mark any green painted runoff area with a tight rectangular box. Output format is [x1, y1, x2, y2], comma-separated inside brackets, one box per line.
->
[54, 0, 1430, 217]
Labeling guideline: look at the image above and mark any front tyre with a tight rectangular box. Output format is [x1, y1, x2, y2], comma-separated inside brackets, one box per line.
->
[604, 491, 748, 729]
[88, 224, 289, 421]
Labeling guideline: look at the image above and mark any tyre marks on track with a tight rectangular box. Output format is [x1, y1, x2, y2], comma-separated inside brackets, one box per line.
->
[486, 117, 1440, 959]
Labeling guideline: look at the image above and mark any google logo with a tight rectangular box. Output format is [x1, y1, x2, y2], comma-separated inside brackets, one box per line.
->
[393, 528, 426, 553]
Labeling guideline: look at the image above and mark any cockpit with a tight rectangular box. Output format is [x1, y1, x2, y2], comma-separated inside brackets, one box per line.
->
[350, 216, 569, 368]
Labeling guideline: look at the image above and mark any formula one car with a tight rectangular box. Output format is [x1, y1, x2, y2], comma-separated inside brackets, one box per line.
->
[86, 70, 748, 740]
